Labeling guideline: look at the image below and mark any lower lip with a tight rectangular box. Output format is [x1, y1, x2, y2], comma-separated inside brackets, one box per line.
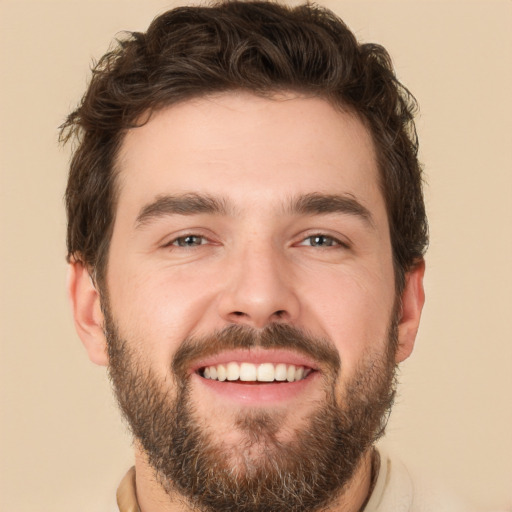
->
[192, 372, 319, 405]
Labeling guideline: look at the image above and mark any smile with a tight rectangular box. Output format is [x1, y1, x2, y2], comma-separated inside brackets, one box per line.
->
[191, 349, 321, 403]
[200, 362, 312, 383]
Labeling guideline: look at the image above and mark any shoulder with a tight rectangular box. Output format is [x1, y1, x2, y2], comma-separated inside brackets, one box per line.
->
[409, 475, 471, 512]
[364, 449, 472, 512]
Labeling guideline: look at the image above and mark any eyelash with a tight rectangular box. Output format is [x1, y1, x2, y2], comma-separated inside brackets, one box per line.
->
[297, 234, 348, 249]
[167, 234, 209, 248]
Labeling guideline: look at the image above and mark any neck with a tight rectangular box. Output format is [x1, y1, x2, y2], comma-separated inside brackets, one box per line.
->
[134, 445, 376, 512]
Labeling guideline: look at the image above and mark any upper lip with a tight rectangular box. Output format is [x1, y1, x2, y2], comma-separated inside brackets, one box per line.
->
[189, 348, 320, 374]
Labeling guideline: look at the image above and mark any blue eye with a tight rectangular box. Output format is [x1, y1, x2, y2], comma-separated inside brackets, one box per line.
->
[301, 235, 341, 247]
[172, 235, 206, 247]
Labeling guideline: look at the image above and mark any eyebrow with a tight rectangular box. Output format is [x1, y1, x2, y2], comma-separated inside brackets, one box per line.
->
[135, 193, 230, 228]
[287, 193, 375, 228]
[135, 192, 374, 229]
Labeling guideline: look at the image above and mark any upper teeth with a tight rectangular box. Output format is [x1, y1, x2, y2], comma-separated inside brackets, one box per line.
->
[202, 362, 310, 382]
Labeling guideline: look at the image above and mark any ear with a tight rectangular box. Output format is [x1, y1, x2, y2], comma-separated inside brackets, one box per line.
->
[395, 260, 425, 363]
[67, 261, 108, 366]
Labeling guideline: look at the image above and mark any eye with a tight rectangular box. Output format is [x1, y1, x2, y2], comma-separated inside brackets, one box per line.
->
[298, 234, 345, 248]
[171, 235, 208, 247]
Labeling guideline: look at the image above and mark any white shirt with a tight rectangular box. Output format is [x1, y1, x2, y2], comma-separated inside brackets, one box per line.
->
[364, 451, 471, 512]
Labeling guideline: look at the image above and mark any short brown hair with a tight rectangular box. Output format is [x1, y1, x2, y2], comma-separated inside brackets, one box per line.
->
[60, 0, 428, 291]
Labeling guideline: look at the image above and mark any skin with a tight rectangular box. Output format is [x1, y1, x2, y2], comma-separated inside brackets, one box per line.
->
[68, 92, 425, 512]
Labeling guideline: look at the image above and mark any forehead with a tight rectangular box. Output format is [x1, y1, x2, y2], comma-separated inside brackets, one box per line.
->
[115, 92, 384, 221]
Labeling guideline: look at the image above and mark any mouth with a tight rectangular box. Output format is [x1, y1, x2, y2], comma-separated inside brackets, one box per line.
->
[190, 349, 320, 404]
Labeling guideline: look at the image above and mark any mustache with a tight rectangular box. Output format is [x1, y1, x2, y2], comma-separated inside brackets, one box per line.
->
[172, 323, 341, 379]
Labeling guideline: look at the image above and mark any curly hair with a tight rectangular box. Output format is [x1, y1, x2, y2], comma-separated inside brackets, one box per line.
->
[60, 0, 428, 292]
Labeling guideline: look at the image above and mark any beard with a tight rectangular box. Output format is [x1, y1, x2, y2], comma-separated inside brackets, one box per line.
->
[105, 308, 398, 512]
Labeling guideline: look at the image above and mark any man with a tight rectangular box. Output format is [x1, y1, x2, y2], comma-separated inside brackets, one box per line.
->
[60, 1, 465, 511]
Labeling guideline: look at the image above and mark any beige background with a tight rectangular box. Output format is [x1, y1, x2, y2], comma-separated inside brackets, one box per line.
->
[1, 1, 511, 511]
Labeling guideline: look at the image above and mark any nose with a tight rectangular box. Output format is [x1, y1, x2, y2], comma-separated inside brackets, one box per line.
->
[217, 243, 301, 329]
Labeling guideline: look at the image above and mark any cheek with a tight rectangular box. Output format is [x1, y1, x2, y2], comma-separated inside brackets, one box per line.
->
[300, 265, 395, 375]
[106, 260, 222, 368]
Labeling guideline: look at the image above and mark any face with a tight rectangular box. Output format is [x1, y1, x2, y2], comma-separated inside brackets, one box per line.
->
[110, 91, 396, 383]
[70, 92, 424, 511]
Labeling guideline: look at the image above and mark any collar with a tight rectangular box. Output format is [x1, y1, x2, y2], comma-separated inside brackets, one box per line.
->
[116, 467, 140, 512]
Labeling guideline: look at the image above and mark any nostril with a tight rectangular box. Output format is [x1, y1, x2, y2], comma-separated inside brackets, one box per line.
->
[273, 310, 286, 318]
[233, 311, 245, 317]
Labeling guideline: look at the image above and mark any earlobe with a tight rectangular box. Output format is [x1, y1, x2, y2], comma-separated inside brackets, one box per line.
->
[395, 260, 426, 363]
[67, 261, 108, 366]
